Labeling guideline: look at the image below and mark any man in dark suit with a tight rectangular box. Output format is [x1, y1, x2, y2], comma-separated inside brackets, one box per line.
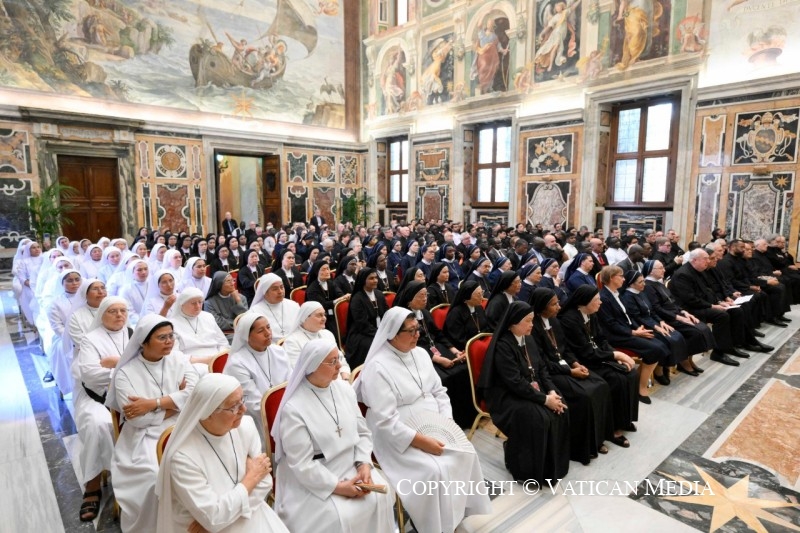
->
[616, 245, 645, 274]
[221, 211, 238, 238]
[309, 208, 325, 234]
[653, 237, 682, 278]
[670, 249, 764, 366]
[589, 238, 609, 277]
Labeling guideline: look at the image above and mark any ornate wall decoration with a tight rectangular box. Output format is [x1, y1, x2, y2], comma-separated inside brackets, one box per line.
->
[610, 0, 672, 71]
[288, 153, 308, 182]
[313, 155, 336, 182]
[610, 211, 664, 234]
[526, 134, 574, 174]
[0, 123, 36, 245]
[415, 186, 449, 221]
[694, 173, 721, 243]
[733, 109, 799, 165]
[193, 184, 203, 234]
[726, 172, 794, 240]
[288, 183, 309, 223]
[142, 183, 154, 230]
[376, 149, 387, 205]
[154, 144, 188, 179]
[525, 181, 570, 227]
[155, 183, 190, 231]
[700, 115, 726, 167]
[533, 0, 582, 82]
[416, 147, 450, 182]
[469, 13, 512, 96]
[378, 46, 408, 116]
[420, 33, 455, 106]
[313, 187, 337, 225]
[463, 132, 474, 205]
[138, 141, 151, 179]
[0, 178, 33, 246]
[474, 210, 507, 226]
[0, 128, 31, 174]
[339, 155, 358, 184]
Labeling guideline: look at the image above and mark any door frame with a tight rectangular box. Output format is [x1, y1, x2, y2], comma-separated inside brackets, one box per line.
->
[39, 142, 136, 240]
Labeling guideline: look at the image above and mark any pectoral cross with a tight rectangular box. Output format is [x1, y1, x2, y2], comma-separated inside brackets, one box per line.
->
[335, 425, 343, 437]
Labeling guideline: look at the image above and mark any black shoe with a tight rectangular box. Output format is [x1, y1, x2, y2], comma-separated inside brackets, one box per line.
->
[777, 316, 791, 323]
[653, 372, 670, 386]
[766, 320, 788, 328]
[745, 341, 774, 353]
[43, 371, 54, 383]
[638, 394, 652, 404]
[728, 348, 751, 358]
[711, 352, 740, 366]
[677, 365, 699, 377]
[692, 365, 705, 374]
[752, 330, 766, 338]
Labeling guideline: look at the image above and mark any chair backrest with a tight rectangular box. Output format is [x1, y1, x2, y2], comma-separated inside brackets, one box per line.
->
[276, 338, 285, 347]
[209, 351, 229, 374]
[301, 273, 308, 285]
[156, 425, 174, 465]
[430, 304, 450, 330]
[254, 276, 261, 293]
[465, 333, 492, 414]
[595, 272, 604, 291]
[110, 409, 124, 443]
[384, 291, 396, 308]
[230, 269, 239, 288]
[233, 312, 246, 329]
[290, 286, 307, 305]
[348, 365, 368, 418]
[205, 265, 212, 277]
[334, 300, 349, 350]
[260, 382, 288, 460]
[264, 267, 272, 274]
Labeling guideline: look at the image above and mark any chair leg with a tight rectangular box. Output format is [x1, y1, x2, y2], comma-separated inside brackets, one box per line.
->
[467, 413, 483, 440]
[396, 495, 405, 532]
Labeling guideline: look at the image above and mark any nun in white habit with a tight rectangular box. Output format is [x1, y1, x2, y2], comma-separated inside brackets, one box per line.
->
[162, 248, 185, 280]
[106, 251, 136, 296]
[272, 339, 394, 532]
[178, 256, 212, 296]
[223, 311, 291, 448]
[143, 269, 179, 318]
[355, 307, 492, 533]
[155, 374, 288, 533]
[80, 244, 104, 279]
[250, 273, 300, 343]
[106, 314, 199, 533]
[282, 301, 351, 379]
[15, 240, 42, 326]
[65, 279, 106, 386]
[148, 243, 167, 272]
[74, 296, 128, 521]
[46, 269, 85, 395]
[11, 238, 32, 305]
[120, 259, 149, 326]
[97, 246, 122, 283]
[172, 288, 229, 373]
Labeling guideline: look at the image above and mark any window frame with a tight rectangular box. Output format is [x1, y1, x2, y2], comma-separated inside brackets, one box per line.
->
[606, 95, 680, 208]
[472, 121, 512, 208]
[386, 137, 409, 206]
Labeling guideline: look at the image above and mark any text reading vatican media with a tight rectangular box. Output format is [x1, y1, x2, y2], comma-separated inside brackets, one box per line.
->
[396, 479, 715, 497]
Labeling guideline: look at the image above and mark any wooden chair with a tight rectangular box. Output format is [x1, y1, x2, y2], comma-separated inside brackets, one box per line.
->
[290, 286, 307, 305]
[334, 300, 349, 351]
[156, 425, 174, 465]
[233, 313, 246, 328]
[384, 291, 396, 308]
[464, 333, 494, 440]
[430, 304, 450, 331]
[276, 338, 285, 347]
[260, 382, 287, 505]
[595, 272, 604, 291]
[254, 276, 261, 293]
[264, 267, 272, 274]
[348, 364, 363, 385]
[110, 409, 124, 519]
[209, 351, 230, 373]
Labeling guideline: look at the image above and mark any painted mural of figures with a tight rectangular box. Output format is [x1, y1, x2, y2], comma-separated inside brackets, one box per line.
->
[421, 37, 454, 105]
[534, 0, 581, 75]
[381, 49, 406, 114]
[613, 0, 664, 70]
[470, 17, 510, 94]
[225, 32, 249, 71]
[676, 15, 706, 53]
[576, 38, 608, 81]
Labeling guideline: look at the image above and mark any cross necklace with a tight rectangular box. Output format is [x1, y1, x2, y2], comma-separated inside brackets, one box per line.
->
[311, 387, 342, 437]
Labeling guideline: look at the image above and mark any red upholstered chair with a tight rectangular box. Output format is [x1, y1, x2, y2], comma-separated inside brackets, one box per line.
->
[230, 269, 239, 288]
[384, 292, 396, 308]
[334, 300, 349, 351]
[301, 273, 308, 285]
[430, 304, 450, 331]
[480, 298, 488, 309]
[260, 382, 287, 461]
[156, 426, 174, 465]
[205, 265, 212, 277]
[290, 286, 307, 305]
[209, 351, 229, 374]
[465, 333, 493, 440]
[595, 272, 604, 291]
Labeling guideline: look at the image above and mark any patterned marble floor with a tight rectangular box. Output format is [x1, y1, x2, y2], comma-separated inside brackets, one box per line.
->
[1, 270, 798, 532]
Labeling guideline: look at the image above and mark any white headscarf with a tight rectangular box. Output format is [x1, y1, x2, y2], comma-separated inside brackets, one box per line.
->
[288, 301, 324, 335]
[124, 258, 149, 288]
[271, 338, 337, 463]
[353, 306, 414, 398]
[162, 249, 183, 271]
[230, 311, 269, 354]
[250, 273, 282, 307]
[146, 269, 177, 301]
[106, 313, 173, 411]
[155, 373, 240, 532]
[131, 241, 149, 259]
[88, 296, 130, 332]
[83, 244, 103, 273]
[175, 287, 204, 318]
[149, 243, 167, 269]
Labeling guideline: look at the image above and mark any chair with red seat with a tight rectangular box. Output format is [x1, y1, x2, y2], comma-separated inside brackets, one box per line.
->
[230, 269, 239, 288]
[464, 332, 493, 440]
[205, 265, 212, 277]
[260, 382, 287, 504]
[290, 286, 307, 305]
[480, 298, 488, 309]
[430, 304, 450, 331]
[384, 292, 396, 308]
[334, 300, 349, 351]
[595, 272, 604, 291]
[208, 351, 230, 374]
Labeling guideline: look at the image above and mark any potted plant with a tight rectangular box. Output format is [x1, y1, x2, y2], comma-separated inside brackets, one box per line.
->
[335, 187, 374, 227]
[26, 181, 78, 242]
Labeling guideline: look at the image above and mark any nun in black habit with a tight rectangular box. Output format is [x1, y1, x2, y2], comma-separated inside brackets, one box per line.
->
[305, 260, 348, 341]
[530, 288, 618, 464]
[425, 262, 455, 309]
[344, 267, 387, 367]
[485, 270, 521, 331]
[444, 281, 488, 351]
[478, 301, 571, 483]
[394, 281, 476, 428]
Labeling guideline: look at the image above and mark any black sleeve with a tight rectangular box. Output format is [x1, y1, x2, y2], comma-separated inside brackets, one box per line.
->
[492, 334, 546, 404]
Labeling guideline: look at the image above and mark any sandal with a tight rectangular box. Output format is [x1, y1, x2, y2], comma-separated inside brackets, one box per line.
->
[610, 435, 630, 448]
[80, 489, 102, 522]
[598, 444, 609, 454]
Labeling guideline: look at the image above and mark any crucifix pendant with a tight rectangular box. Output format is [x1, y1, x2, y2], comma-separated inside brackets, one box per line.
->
[335, 425, 342, 437]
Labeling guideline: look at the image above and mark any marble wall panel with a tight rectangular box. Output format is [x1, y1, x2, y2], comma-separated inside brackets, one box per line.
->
[700, 115, 726, 167]
[525, 181, 570, 228]
[733, 109, 799, 166]
[288, 183, 309, 224]
[155, 183, 190, 232]
[463, 131, 474, 206]
[411, 139, 452, 223]
[415, 185, 449, 221]
[376, 143, 387, 205]
[287, 153, 308, 182]
[726, 172, 794, 240]
[313, 187, 337, 226]
[0, 123, 37, 246]
[694, 173, 721, 243]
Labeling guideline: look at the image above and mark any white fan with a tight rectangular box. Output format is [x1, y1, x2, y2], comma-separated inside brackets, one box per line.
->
[404, 411, 474, 453]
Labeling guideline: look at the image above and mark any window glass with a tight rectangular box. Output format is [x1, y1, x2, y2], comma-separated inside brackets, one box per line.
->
[616, 108, 640, 153]
[477, 169, 493, 203]
[478, 128, 494, 164]
[496, 126, 511, 163]
[645, 103, 672, 151]
[495, 168, 510, 202]
[642, 157, 668, 202]
[613, 160, 637, 202]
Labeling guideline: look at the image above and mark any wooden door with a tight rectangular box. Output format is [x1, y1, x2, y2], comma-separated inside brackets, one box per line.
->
[58, 155, 121, 240]
[262, 155, 281, 227]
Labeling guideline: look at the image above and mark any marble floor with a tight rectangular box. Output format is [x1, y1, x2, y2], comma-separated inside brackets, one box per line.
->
[1, 274, 799, 532]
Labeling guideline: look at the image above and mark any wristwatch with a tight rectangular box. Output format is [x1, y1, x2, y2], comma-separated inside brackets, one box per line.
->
[354, 461, 371, 469]
[155, 398, 161, 412]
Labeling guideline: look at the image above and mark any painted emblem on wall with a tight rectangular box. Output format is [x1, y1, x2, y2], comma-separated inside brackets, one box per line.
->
[339, 156, 358, 184]
[313, 155, 335, 182]
[0, 178, 33, 245]
[416, 147, 450, 182]
[154, 144, 188, 179]
[526, 134, 573, 174]
[733, 109, 799, 164]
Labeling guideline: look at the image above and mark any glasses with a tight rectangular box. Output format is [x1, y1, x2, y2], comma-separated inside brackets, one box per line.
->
[217, 398, 246, 413]
[399, 327, 422, 335]
[106, 308, 128, 316]
[154, 333, 176, 342]
[319, 358, 341, 367]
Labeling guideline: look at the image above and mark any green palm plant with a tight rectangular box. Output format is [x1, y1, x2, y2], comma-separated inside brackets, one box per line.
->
[26, 181, 78, 242]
